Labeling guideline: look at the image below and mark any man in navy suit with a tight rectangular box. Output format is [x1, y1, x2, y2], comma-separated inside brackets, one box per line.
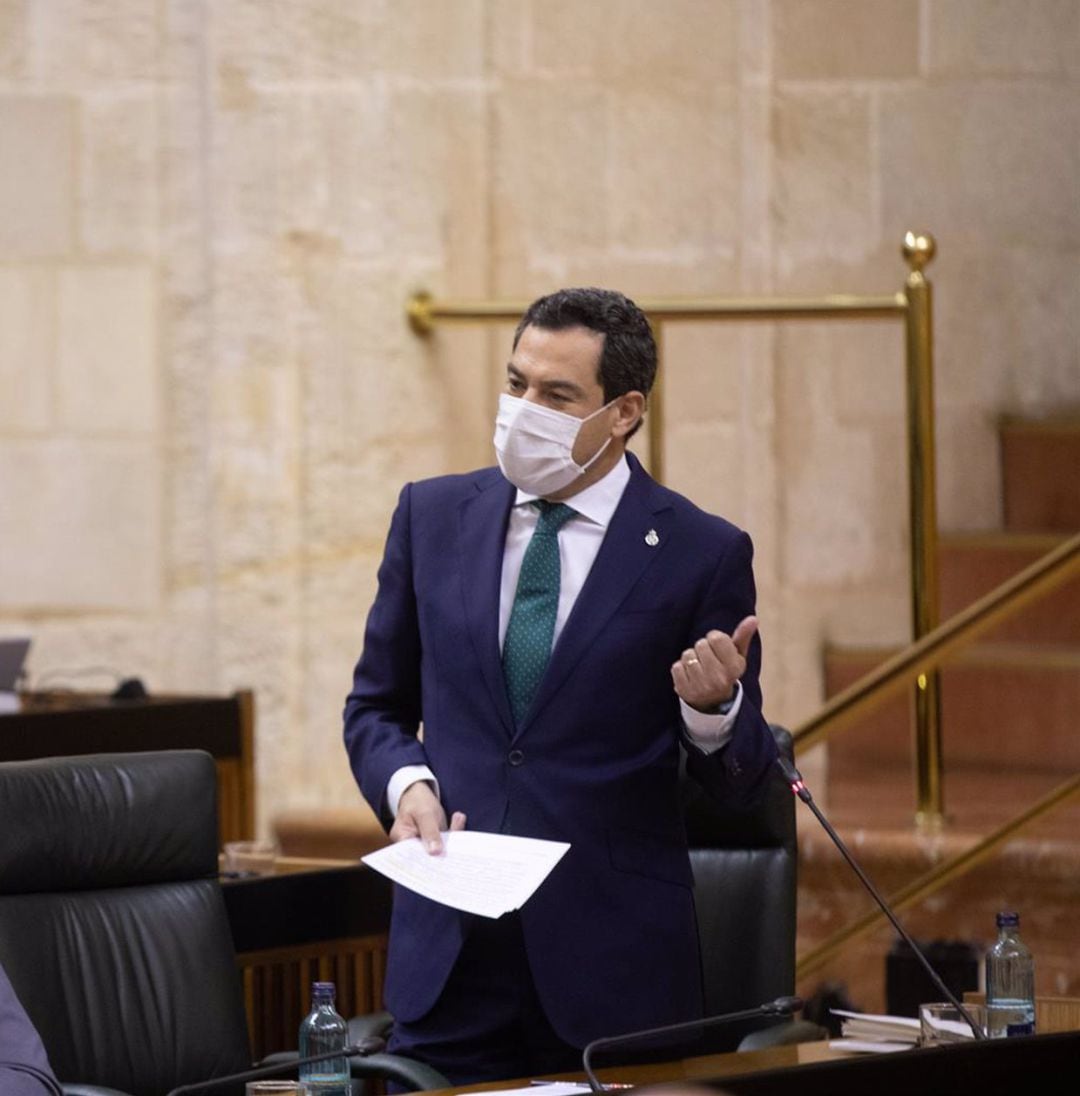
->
[344, 287, 777, 1083]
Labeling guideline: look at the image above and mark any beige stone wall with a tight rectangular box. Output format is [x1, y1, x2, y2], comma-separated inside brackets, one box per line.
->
[1, 1, 1077, 829]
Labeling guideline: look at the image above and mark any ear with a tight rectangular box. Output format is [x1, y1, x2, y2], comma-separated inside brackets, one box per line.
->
[611, 391, 646, 438]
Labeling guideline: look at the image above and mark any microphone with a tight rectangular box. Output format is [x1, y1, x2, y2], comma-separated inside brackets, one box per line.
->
[775, 754, 985, 1041]
[582, 995, 803, 1092]
[164, 1038, 385, 1096]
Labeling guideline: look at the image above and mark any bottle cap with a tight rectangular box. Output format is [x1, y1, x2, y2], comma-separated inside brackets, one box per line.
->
[312, 980, 336, 994]
[996, 911, 1020, 928]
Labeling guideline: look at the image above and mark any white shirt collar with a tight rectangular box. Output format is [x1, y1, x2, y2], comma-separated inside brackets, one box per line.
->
[512, 453, 631, 528]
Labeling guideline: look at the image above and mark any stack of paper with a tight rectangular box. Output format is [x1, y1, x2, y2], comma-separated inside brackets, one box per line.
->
[828, 1009, 920, 1054]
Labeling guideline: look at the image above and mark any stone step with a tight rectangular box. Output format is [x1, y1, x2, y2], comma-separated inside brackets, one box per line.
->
[798, 414, 1080, 1016]
[796, 813, 1080, 1015]
[821, 762, 1080, 842]
[823, 643, 1080, 772]
[938, 532, 1079, 644]
[818, 639, 1080, 1012]
[1000, 414, 1080, 533]
[799, 767, 1079, 1016]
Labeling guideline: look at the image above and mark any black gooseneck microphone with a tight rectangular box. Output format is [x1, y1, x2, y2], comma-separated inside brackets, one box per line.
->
[163, 1037, 385, 1096]
[582, 995, 804, 1092]
[775, 754, 985, 1041]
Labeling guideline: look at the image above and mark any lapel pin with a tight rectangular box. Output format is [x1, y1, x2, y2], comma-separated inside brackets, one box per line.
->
[645, 528, 659, 547]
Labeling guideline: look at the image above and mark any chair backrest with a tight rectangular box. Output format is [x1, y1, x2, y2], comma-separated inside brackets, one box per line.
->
[680, 725, 797, 1050]
[0, 750, 251, 1096]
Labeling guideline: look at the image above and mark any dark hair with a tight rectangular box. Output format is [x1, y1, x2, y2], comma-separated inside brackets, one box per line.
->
[513, 288, 656, 436]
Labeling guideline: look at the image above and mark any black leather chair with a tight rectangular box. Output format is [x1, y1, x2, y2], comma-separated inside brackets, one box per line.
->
[680, 724, 822, 1051]
[0, 751, 447, 1096]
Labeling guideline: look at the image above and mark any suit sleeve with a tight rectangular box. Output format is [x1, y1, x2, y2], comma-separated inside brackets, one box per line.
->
[0, 965, 62, 1096]
[682, 528, 778, 807]
[343, 483, 432, 827]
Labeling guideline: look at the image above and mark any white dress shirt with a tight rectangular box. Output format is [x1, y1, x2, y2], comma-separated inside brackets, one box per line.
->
[386, 456, 743, 816]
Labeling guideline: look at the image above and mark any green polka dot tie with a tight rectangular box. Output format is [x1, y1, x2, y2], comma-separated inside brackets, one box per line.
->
[502, 501, 577, 726]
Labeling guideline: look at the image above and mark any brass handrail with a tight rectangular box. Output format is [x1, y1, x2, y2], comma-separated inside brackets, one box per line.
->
[407, 290, 906, 331]
[408, 230, 945, 823]
[793, 532, 1080, 751]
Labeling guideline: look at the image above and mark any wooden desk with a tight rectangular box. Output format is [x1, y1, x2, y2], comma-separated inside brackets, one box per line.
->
[584, 1040, 844, 1087]
[1, 690, 255, 843]
[219, 860, 1080, 1089]
[426, 1041, 849, 1095]
[427, 1031, 1080, 1095]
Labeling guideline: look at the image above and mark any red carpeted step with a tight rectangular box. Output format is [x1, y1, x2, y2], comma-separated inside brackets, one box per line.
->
[938, 532, 1079, 644]
[823, 643, 1080, 772]
[1000, 415, 1080, 533]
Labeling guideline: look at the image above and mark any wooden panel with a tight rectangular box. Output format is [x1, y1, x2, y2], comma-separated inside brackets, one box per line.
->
[223, 860, 394, 1060]
[216, 693, 255, 840]
[964, 993, 1080, 1035]
[237, 934, 389, 1061]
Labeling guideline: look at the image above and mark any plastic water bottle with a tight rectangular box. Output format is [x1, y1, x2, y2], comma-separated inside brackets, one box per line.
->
[298, 981, 349, 1095]
[985, 911, 1035, 1038]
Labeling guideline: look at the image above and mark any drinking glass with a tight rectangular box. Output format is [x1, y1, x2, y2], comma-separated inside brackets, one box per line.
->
[919, 1002, 988, 1046]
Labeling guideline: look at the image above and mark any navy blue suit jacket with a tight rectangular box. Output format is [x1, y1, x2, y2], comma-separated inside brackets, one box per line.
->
[344, 453, 777, 1046]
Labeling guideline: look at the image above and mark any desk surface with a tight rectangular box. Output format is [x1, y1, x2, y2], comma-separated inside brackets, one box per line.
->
[422, 1042, 849, 1096]
[420, 1031, 1080, 1096]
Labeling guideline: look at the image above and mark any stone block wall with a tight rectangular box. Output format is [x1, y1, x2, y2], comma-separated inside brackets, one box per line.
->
[1, 1, 1077, 826]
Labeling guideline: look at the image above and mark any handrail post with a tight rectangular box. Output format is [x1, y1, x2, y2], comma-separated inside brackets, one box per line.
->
[646, 319, 665, 482]
[902, 231, 944, 831]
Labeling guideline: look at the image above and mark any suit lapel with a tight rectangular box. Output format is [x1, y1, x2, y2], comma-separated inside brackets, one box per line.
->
[458, 471, 516, 736]
[519, 459, 674, 736]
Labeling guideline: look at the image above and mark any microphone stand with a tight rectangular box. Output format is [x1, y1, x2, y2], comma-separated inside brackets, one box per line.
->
[582, 995, 803, 1092]
[776, 755, 985, 1041]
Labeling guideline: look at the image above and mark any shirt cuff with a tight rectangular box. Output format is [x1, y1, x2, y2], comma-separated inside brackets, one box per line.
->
[680, 682, 743, 755]
[386, 764, 440, 818]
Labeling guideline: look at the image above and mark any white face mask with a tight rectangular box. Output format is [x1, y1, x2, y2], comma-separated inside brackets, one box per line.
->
[493, 393, 614, 496]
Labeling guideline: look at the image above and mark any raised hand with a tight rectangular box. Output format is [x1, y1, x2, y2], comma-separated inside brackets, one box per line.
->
[671, 615, 758, 713]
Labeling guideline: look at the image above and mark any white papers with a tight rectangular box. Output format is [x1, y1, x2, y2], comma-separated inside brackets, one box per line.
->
[482, 1085, 592, 1096]
[828, 1038, 911, 1054]
[829, 1009, 920, 1053]
[362, 830, 570, 918]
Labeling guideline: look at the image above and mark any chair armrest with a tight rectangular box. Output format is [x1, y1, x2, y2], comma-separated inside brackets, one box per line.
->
[61, 1086, 135, 1096]
[253, 1051, 299, 1069]
[737, 1019, 828, 1051]
[347, 1010, 394, 1045]
[347, 1052, 450, 1092]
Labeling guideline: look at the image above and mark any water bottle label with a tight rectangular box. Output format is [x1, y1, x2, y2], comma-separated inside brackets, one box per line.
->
[1006, 1021, 1034, 1037]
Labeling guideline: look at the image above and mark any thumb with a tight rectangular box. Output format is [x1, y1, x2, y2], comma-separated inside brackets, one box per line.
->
[731, 615, 759, 658]
[415, 810, 446, 855]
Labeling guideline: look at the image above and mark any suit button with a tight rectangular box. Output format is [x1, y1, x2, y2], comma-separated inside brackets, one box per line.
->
[508, 749, 525, 767]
